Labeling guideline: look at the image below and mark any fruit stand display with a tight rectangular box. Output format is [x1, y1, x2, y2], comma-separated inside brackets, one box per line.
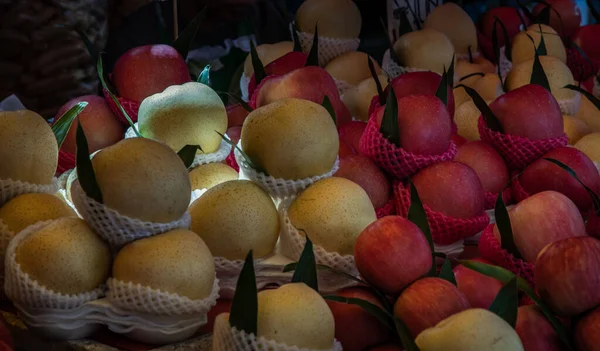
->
[2, 0, 600, 350]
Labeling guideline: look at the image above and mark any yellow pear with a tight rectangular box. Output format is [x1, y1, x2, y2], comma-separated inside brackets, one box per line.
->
[189, 180, 279, 260]
[506, 55, 576, 101]
[296, 0, 362, 38]
[0, 193, 76, 235]
[424, 3, 478, 54]
[91, 138, 191, 223]
[138, 82, 228, 153]
[512, 24, 566, 65]
[342, 74, 389, 121]
[472, 73, 504, 101]
[288, 177, 376, 255]
[112, 229, 215, 300]
[575, 132, 600, 165]
[394, 28, 455, 74]
[454, 100, 487, 142]
[325, 52, 381, 86]
[576, 94, 600, 132]
[453, 85, 472, 107]
[563, 115, 591, 144]
[241, 98, 338, 180]
[243, 41, 294, 77]
[455, 57, 496, 82]
[188, 163, 238, 191]
[15, 217, 110, 295]
[0, 110, 58, 184]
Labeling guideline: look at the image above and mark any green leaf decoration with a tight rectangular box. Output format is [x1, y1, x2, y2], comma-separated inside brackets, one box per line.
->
[435, 67, 449, 106]
[379, 85, 401, 147]
[394, 317, 421, 351]
[587, 0, 600, 22]
[456, 84, 503, 132]
[324, 295, 396, 332]
[447, 54, 455, 89]
[229, 251, 258, 335]
[321, 95, 336, 125]
[438, 258, 457, 286]
[171, 7, 207, 60]
[291, 234, 319, 291]
[52, 101, 88, 149]
[459, 72, 485, 82]
[197, 64, 211, 85]
[525, 34, 551, 91]
[249, 40, 267, 86]
[488, 277, 519, 327]
[407, 180, 436, 277]
[535, 4, 551, 26]
[291, 22, 302, 52]
[536, 25, 548, 56]
[305, 24, 319, 67]
[97, 55, 141, 136]
[217, 91, 253, 113]
[177, 145, 203, 169]
[380, 18, 401, 65]
[367, 56, 385, 105]
[495, 191, 522, 259]
[459, 260, 574, 351]
[75, 120, 103, 203]
[543, 157, 600, 215]
[216, 131, 268, 175]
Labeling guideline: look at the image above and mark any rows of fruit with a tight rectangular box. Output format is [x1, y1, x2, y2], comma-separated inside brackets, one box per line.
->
[1, 0, 600, 350]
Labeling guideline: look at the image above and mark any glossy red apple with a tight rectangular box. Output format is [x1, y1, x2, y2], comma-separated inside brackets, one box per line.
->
[393, 277, 470, 337]
[535, 236, 600, 317]
[489, 84, 564, 140]
[387, 71, 455, 118]
[572, 24, 600, 61]
[532, 0, 581, 38]
[338, 120, 367, 155]
[516, 305, 565, 351]
[334, 154, 391, 209]
[354, 216, 432, 296]
[453, 258, 504, 309]
[411, 161, 485, 219]
[226, 103, 250, 128]
[247, 51, 308, 98]
[112, 44, 191, 103]
[451, 133, 468, 147]
[454, 141, 510, 195]
[375, 95, 452, 156]
[574, 305, 600, 351]
[339, 139, 355, 158]
[480, 7, 530, 44]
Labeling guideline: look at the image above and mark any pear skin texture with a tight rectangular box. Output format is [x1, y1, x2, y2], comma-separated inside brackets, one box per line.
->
[0, 110, 58, 185]
[112, 229, 215, 300]
[325, 52, 381, 86]
[575, 132, 600, 165]
[394, 28, 455, 74]
[138, 82, 227, 153]
[241, 98, 339, 180]
[342, 74, 389, 121]
[0, 193, 76, 234]
[188, 163, 238, 191]
[15, 217, 111, 295]
[257, 283, 335, 349]
[91, 137, 191, 223]
[506, 56, 575, 101]
[243, 42, 294, 77]
[189, 180, 279, 260]
[563, 115, 591, 145]
[296, 0, 362, 38]
[415, 308, 524, 351]
[288, 177, 376, 255]
[424, 3, 478, 54]
[511, 24, 566, 65]
[576, 95, 600, 132]
[454, 100, 482, 142]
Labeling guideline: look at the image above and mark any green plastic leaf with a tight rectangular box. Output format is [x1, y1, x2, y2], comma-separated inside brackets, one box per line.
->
[229, 251, 258, 335]
[407, 180, 436, 277]
[587, 0, 600, 22]
[456, 84, 503, 132]
[197, 64, 211, 85]
[305, 24, 319, 67]
[52, 101, 88, 149]
[447, 54, 455, 89]
[177, 145, 203, 169]
[438, 258, 457, 286]
[323, 296, 395, 332]
[367, 56, 385, 105]
[489, 277, 519, 327]
[543, 157, 600, 215]
[291, 22, 302, 52]
[249, 40, 267, 86]
[537, 25, 548, 56]
[535, 4, 551, 26]
[459, 260, 574, 351]
[395, 317, 421, 351]
[171, 7, 207, 60]
[321, 95, 336, 125]
[459, 72, 485, 82]
[75, 120, 103, 203]
[291, 234, 319, 291]
[526, 34, 551, 91]
[217, 92, 253, 112]
[495, 192, 522, 259]
[435, 67, 449, 106]
[379, 85, 400, 146]
[216, 131, 267, 175]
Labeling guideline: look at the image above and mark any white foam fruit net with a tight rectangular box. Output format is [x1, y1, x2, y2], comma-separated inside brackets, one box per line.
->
[106, 275, 219, 317]
[213, 318, 343, 351]
[382, 49, 463, 85]
[234, 143, 339, 199]
[295, 29, 359, 67]
[71, 180, 191, 248]
[0, 219, 13, 289]
[498, 46, 512, 81]
[558, 91, 582, 116]
[0, 178, 59, 207]
[333, 78, 353, 96]
[4, 220, 105, 310]
[240, 74, 251, 102]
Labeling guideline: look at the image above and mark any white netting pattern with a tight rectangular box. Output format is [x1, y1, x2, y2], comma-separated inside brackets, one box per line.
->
[382, 49, 462, 85]
[498, 46, 513, 81]
[71, 180, 191, 248]
[213, 319, 343, 351]
[106, 275, 219, 316]
[234, 142, 339, 199]
[0, 219, 13, 289]
[295, 28, 359, 67]
[433, 240, 465, 257]
[558, 91, 582, 116]
[333, 78, 353, 96]
[241, 74, 251, 102]
[189, 188, 208, 206]
[0, 178, 59, 207]
[4, 220, 105, 310]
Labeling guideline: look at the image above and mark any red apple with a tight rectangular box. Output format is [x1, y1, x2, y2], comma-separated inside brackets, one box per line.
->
[112, 44, 191, 103]
[574, 305, 600, 351]
[516, 305, 566, 351]
[411, 161, 485, 219]
[253, 66, 352, 126]
[489, 84, 564, 140]
[0, 341, 11, 351]
[572, 24, 600, 61]
[375, 95, 452, 156]
[480, 7, 530, 44]
[339, 139, 355, 158]
[334, 154, 391, 209]
[198, 298, 232, 335]
[454, 141, 510, 194]
[338, 120, 367, 155]
[53, 95, 124, 154]
[354, 216, 432, 296]
[588, 211, 600, 238]
[453, 257, 504, 309]
[0, 317, 13, 350]
[393, 277, 470, 337]
[387, 71, 455, 118]
[247, 51, 308, 97]
[494, 191, 586, 263]
[451, 133, 468, 147]
[532, 0, 581, 38]
[226, 103, 250, 129]
[518, 147, 600, 212]
[535, 236, 600, 317]
[327, 287, 391, 351]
